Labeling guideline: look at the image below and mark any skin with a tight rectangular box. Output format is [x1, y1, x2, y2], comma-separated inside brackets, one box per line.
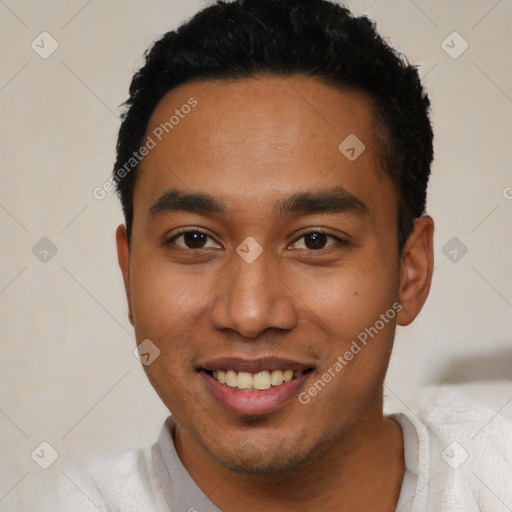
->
[116, 75, 434, 511]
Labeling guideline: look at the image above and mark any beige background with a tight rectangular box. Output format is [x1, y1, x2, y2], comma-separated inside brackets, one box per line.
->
[1, 0, 511, 504]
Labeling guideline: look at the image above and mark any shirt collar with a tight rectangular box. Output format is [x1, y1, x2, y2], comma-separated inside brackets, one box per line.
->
[152, 416, 222, 512]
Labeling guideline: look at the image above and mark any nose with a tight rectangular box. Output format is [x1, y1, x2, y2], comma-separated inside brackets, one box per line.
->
[210, 252, 298, 338]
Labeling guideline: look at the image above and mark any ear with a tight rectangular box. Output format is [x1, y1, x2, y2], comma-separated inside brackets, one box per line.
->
[116, 224, 134, 326]
[396, 216, 434, 326]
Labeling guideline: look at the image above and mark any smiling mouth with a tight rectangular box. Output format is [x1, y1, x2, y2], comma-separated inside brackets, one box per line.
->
[203, 368, 314, 392]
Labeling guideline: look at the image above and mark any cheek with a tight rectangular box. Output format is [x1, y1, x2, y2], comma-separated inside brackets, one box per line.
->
[129, 254, 215, 340]
[129, 257, 211, 408]
[290, 257, 399, 342]
[295, 266, 399, 418]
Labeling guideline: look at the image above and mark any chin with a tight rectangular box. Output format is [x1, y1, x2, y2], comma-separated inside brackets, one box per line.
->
[200, 428, 333, 476]
[210, 446, 310, 475]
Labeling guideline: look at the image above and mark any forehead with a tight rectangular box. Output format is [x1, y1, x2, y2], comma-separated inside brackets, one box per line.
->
[135, 75, 394, 219]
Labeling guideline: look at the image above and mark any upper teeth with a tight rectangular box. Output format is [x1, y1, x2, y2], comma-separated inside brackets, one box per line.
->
[213, 369, 303, 390]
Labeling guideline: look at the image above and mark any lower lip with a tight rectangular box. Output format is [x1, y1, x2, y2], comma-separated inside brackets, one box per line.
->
[200, 370, 311, 416]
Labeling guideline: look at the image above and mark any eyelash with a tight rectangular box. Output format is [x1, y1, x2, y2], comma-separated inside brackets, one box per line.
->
[165, 228, 348, 252]
[166, 228, 219, 249]
[291, 231, 348, 251]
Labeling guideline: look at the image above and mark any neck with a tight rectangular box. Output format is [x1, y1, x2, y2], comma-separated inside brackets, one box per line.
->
[174, 397, 405, 511]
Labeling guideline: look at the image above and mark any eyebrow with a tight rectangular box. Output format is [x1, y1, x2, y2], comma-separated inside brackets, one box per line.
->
[148, 186, 368, 219]
[149, 189, 226, 217]
[274, 186, 368, 217]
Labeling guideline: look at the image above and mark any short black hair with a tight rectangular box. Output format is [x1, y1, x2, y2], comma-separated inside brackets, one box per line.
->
[114, 0, 433, 250]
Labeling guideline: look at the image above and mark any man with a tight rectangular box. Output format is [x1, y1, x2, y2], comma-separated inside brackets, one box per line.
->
[30, 0, 512, 510]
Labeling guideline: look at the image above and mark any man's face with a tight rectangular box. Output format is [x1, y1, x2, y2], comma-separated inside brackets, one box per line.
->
[120, 76, 404, 473]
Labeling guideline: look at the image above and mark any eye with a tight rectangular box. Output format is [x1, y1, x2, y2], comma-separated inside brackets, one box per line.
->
[169, 230, 221, 249]
[291, 231, 344, 250]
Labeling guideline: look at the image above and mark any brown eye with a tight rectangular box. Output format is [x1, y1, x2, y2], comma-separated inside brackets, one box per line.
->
[183, 232, 207, 248]
[290, 231, 345, 251]
[303, 232, 328, 250]
[170, 231, 220, 249]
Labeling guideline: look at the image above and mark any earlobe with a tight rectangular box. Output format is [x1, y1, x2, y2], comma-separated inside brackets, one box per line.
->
[397, 216, 434, 326]
[116, 224, 134, 326]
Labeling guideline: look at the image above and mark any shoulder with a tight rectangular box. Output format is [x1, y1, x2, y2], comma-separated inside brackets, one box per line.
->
[392, 382, 512, 511]
[410, 382, 512, 448]
[19, 447, 169, 512]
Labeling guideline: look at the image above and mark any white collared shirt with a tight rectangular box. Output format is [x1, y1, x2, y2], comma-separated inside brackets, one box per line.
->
[11, 384, 512, 511]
